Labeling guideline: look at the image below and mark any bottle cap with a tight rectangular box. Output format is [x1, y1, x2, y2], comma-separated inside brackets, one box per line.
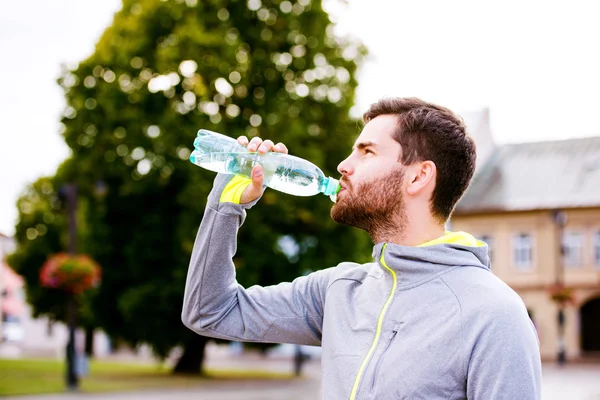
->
[323, 177, 340, 202]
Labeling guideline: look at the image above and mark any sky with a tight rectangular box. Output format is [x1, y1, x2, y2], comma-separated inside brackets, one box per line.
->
[1, 0, 599, 236]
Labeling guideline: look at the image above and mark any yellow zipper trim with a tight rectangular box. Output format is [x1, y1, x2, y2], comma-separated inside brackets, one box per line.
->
[349, 243, 397, 400]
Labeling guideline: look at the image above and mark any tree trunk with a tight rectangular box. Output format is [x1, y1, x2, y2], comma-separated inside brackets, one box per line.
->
[172, 335, 209, 375]
[84, 326, 95, 358]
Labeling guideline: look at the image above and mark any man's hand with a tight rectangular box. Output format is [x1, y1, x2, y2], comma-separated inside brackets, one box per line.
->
[236, 136, 288, 204]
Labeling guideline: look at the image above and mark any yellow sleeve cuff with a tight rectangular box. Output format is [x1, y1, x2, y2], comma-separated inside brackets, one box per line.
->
[219, 175, 252, 204]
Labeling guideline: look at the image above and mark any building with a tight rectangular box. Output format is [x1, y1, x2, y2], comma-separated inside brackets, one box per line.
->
[0, 233, 18, 342]
[1, 262, 25, 343]
[452, 135, 600, 361]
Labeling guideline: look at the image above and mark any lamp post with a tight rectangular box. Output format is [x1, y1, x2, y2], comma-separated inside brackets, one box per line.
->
[61, 183, 79, 391]
[552, 210, 567, 366]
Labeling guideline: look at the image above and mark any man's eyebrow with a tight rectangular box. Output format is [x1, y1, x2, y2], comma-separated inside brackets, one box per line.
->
[353, 141, 378, 151]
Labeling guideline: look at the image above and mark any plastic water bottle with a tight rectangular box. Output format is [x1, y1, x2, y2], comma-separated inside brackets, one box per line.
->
[189, 129, 340, 201]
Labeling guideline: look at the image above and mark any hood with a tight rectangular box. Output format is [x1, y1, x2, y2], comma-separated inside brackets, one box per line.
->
[372, 231, 490, 289]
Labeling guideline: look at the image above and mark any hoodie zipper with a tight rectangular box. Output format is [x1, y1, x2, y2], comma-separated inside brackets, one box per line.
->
[349, 244, 397, 400]
[370, 324, 399, 394]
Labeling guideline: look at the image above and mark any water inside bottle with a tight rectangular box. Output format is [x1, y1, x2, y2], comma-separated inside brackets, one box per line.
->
[191, 151, 324, 196]
[269, 165, 322, 196]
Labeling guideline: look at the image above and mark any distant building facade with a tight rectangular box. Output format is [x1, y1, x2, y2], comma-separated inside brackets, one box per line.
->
[0, 233, 19, 342]
[1, 262, 25, 342]
[452, 136, 600, 361]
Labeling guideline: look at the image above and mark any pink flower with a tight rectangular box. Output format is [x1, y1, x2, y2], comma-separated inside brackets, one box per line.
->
[40, 253, 102, 293]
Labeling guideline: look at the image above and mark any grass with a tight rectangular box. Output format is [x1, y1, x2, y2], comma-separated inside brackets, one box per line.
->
[0, 358, 294, 396]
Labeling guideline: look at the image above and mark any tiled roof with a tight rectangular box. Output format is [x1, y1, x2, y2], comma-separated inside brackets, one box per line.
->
[455, 136, 600, 214]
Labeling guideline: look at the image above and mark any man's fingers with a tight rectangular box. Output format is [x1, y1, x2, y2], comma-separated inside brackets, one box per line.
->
[238, 135, 288, 155]
[237, 136, 249, 146]
[237, 138, 289, 203]
[273, 142, 288, 154]
[257, 140, 275, 154]
[247, 137, 263, 152]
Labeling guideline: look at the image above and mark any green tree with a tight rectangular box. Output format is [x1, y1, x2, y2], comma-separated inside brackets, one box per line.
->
[54, 0, 370, 373]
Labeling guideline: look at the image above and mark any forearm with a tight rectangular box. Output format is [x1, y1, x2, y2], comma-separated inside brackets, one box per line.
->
[181, 203, 247, 338]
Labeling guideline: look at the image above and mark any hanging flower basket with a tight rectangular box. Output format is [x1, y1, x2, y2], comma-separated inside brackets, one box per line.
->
[40, 253, 102, 294]
[548, 284, 574, 304]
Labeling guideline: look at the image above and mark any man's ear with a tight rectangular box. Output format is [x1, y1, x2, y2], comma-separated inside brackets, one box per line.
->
[406, 161, 436, 196]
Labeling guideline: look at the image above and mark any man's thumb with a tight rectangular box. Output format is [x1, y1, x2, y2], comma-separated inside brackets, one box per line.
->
[240, 165, 264, 204]
[251, 164, 264, 187]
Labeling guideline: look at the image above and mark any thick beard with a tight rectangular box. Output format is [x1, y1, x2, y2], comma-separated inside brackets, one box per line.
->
[330, 166, 406, 242]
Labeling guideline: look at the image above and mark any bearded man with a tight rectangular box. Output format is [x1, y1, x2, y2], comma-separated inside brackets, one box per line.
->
[182, 97, 542, 400]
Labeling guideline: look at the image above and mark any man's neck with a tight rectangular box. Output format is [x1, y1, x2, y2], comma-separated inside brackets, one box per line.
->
[371, 214, 446, 247]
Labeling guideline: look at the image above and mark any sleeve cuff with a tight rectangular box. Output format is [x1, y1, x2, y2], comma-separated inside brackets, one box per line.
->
[220, 175, 252, 204]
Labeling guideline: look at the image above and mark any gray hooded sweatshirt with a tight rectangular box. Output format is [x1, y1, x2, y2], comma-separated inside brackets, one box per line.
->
[182, 174, 542, 400]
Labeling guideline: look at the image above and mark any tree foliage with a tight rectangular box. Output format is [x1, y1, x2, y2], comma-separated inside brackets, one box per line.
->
[12, 0, 372, 372]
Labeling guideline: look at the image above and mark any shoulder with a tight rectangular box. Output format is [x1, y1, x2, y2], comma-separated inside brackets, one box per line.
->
[326, 261, 380, 288]
[293, 262, 378, 302]
[440, 267, 529, 321]
[296, 261, 376, 288]
[440, 268, 539, 355]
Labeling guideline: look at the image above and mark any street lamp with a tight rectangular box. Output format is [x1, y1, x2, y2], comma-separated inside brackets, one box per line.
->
[59, 183, 79, 391]
[552, 210, 567, 366]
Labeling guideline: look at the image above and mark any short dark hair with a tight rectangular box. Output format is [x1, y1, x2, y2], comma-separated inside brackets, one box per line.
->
[363, 97, 476, 222]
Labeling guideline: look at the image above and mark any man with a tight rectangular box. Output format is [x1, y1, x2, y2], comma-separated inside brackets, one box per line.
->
[182, 97, 542, 399]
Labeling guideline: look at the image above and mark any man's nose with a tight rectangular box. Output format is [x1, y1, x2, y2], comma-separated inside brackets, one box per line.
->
[337, 156, 353, 176]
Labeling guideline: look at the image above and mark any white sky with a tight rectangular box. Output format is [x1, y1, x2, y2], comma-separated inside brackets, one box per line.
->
[1, 0, 599, 236]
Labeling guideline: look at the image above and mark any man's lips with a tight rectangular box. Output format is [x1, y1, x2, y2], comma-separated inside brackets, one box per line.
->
[338, 181, 350, 195]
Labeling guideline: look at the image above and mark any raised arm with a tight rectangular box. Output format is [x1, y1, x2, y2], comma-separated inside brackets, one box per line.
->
[181, 137, 331, 345]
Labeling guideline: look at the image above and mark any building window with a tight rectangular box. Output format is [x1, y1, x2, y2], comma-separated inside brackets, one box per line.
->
[479, 235, 494, 265]
[563, 231, 585, 267]
[513, 233, 533, 270]
[594, 231, 600, 268]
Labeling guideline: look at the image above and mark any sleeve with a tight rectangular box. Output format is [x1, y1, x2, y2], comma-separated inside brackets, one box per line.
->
[466, 298, 542, 400]
[181, 173, 331, 346]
